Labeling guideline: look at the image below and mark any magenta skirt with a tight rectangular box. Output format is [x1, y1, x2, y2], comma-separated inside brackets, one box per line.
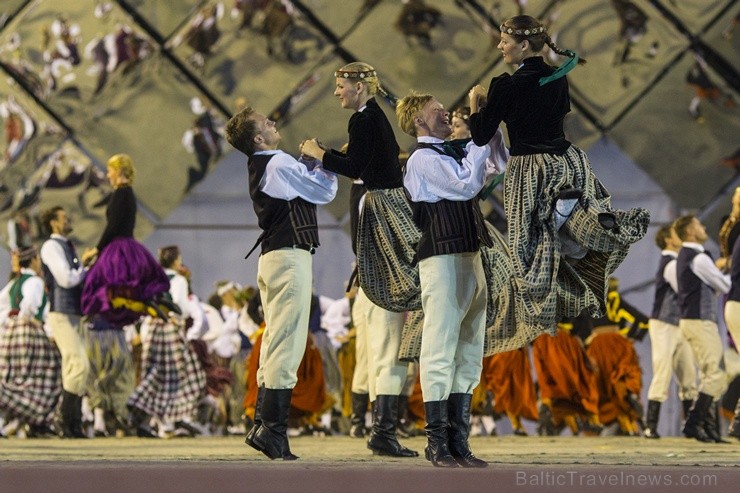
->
[82, 237, 170, 326]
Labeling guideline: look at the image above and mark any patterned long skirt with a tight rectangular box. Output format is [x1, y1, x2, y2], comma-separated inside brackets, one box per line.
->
[127, 318, 206, 421]
[501, 146, 650, 340]
[0, 317, 61, 425]
[86, 326, 135, 423]
[356, 187, 422, 312]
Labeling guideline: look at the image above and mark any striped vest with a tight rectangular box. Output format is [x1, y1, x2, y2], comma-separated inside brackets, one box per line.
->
[408, 143, 493, 261]
[248, 153, 319, 255]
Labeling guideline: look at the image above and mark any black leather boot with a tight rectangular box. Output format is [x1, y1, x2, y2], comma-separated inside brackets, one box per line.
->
[729, 399, 740, 440]
[703, 400, 730, 443]
[251, 388, 298, 460]
[349, 392, 369, 438]
[396, 394, 415, 438]
[424, 400, 460, 468]
[643, 400, 661, 439]
[367, 394, 418, 457]
[127, 405, 157, 438]
[448, 393, 487, 467]
[682, 393, 713, 442]
[245, 386, 265, 450]
[60, 391, 87, 438]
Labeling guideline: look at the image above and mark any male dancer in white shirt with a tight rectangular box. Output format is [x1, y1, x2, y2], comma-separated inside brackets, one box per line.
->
[674, 215, 730, 443]
[396, 91, 505, 467]
[225, 106, 337, 460]
[40, 206, 95, 438]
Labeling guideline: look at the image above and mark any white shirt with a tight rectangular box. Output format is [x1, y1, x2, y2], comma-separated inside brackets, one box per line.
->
[165, 268, 190, 320]
[661, 249, 679, 293]
[404, 136, 492, 202]
[256, 149, 338, 205]
[321, 296, 351, 349]
[682, 242, 731, 294]
[184, 294, 208, 341]
[0, 268, 47, 323]
[40, 234, 86, 289]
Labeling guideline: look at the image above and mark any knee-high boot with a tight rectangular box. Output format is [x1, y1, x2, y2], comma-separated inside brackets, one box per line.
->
[349, 392, 369, 438]
[245, 386, 265, 450]
[643, 400, 661, 439]
[447, 393, 487, 468]
[423, 400, 460, 468]
[367, 394, 418, 457]
[682, 393, 713, 442]
[60, 391, 87, 439]
[703, 400, 730, 443]
[251, 388, 298, 460]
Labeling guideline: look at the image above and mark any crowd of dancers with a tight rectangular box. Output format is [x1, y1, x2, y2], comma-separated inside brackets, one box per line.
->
[1, 15, 738, 468]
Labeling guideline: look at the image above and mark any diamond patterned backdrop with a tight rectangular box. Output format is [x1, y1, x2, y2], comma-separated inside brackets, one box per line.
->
[0, 0, 738, 250]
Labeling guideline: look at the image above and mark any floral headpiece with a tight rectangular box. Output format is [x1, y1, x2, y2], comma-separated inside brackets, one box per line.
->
[500, 24, 546, 36]
[334, 69, 377, 79]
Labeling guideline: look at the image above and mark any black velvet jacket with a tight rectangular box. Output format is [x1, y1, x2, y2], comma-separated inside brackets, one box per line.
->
[469, 56, 572, 156]
[97, 185, 136, 251]
[322, 98, 403, 190]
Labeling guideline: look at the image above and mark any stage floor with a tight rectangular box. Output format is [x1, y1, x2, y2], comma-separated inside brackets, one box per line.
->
[0, 435, 738, 493]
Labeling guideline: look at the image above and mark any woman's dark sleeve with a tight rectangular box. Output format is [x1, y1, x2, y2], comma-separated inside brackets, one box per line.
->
[321, 114, 375, 179]
[469, 74, 514, 146]
[96, 187, 137, 251]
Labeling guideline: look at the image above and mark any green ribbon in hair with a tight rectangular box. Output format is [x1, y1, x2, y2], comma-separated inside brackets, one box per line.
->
[539, 50, 579, 86]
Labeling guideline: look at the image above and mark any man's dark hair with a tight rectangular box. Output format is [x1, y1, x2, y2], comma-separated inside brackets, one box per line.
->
[224, 106, 258, 157]
[40, 206, 64, 237]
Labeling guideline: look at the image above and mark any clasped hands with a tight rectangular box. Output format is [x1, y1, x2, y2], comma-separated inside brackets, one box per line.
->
[468, 85, 487, 113]
[299, 138, 327, 161]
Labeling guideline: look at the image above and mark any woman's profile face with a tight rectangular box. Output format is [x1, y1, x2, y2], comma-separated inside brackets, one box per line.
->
[334, 78, 362, 110]
[106, 165, 121, 187]
[497, 32, 527, 65]
[451, 115, 471, 140]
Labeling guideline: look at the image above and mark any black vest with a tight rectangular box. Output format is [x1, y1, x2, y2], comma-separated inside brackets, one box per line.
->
[676, 246, 717, 321]
[41, 238, 83, 315]
[650, 254, 680, 325]
[408, 144, 493, 261]
[248, 153, 320, 255]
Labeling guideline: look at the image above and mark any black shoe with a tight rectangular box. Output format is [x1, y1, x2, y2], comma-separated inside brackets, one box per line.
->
[251, 388, 299, 460]
[348, 392, 369, 439]
[682, 393, 714, 443]
[27, 423, 56, 438]
[366, 395, 419, 457]
[447, 394, 487, 468]
[598, 212, 618, 230]
[557, 187, 583, 202]
[423, 401, 460, 468]
[245, 386, 265, 451]
[136, 423, 158, 438]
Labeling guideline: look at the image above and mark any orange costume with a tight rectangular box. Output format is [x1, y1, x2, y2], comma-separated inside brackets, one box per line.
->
[244, 331, 327, 425]
[532, 327, 601, 434]
[586, 329, 642, 435]
[483, 348, 538, 433]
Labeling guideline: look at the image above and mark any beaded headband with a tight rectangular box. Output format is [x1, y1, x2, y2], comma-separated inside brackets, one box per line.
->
[500, 24, 546, 36]
[334, 69, 377, 79]
[452, 110, 469, 120]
